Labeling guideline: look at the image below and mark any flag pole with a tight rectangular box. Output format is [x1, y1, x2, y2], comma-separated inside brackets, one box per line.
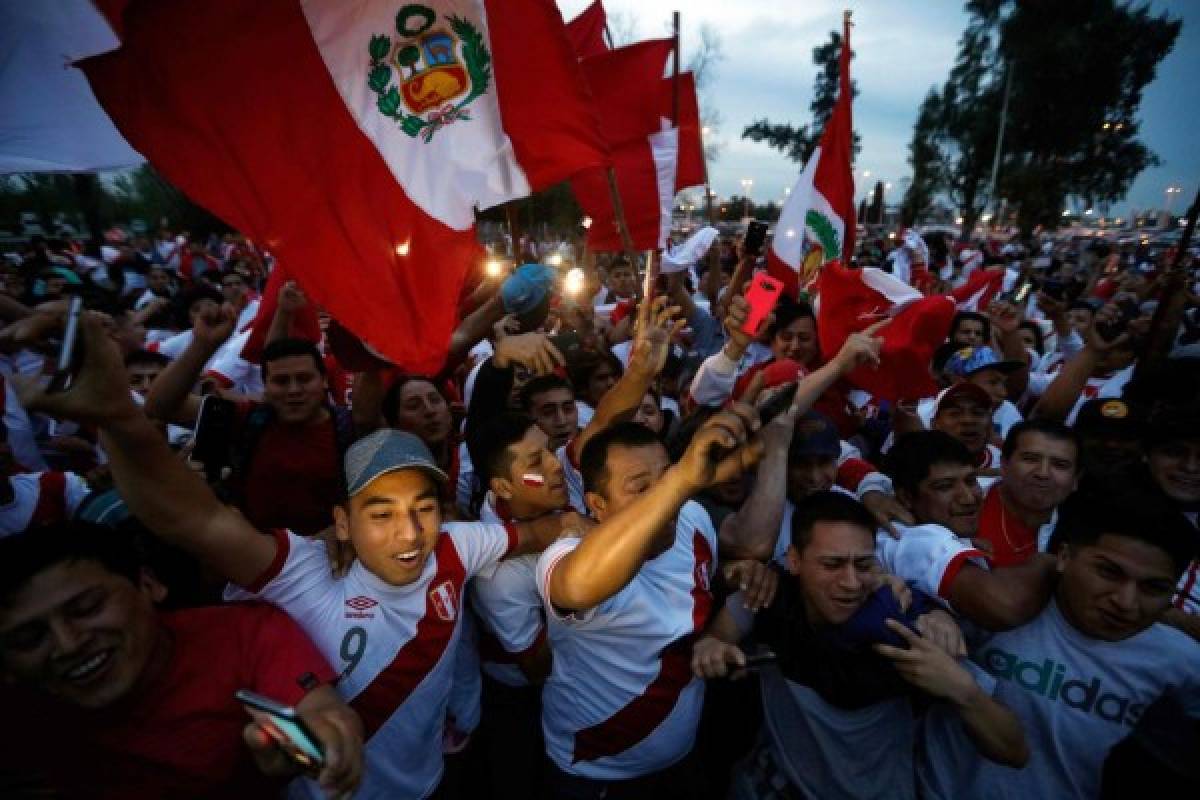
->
[671, 11, 681, 126]
[604, 166, 655, 324]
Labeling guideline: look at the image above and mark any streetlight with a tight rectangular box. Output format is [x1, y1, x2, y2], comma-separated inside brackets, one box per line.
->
[740, 178, 753, 219]
[1165, 185, 1183, 214]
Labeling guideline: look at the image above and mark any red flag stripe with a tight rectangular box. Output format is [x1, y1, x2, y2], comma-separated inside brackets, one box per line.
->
[571, 531, 712, 763]
[350, 534, 467, 737]
[565, 0, 609, 59]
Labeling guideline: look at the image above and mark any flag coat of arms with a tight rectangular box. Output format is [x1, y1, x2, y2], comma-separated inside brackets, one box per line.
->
[81, 0, 607, 373]
[768, 15, 856, 297]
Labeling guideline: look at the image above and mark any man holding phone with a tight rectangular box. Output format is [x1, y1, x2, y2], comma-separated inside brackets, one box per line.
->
[0, 523, 363, 797]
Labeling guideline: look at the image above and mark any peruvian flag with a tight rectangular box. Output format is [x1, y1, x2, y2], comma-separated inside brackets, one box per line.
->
[768, 15, 856, 298]
[240, 265, 323, 364]
[816, 261, 956, 402]
[951, 267, 1006, 311]
[565, 0, 609, 58]
[80, 0, 607, 374]
[571, 42, 705, 250]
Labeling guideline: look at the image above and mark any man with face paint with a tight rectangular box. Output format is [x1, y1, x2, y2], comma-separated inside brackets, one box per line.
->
[918, 486, 1200, 800]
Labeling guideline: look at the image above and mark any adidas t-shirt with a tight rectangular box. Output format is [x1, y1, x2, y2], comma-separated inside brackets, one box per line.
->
[919, 598, 1200, 799]
[226, 523, 516, 798]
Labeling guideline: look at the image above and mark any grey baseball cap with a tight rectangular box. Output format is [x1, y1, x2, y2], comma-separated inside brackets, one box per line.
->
[344, 429, 448, 497]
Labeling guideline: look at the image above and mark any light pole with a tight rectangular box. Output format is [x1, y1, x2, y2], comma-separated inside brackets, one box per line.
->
[878, 181, 892, 225]
[740, 178, 753, 219]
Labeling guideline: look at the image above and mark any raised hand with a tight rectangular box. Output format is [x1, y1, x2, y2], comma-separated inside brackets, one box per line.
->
[193, 303, 237, 348]
[493, 332, 565, 375]
[628, 295, 684, 378]
[834, 318, 886, 372]
[873, 618, 978, 704]
[676, 398, 762, 491]
[861, 490, 916, 539]
[277, 280, 308, 315]
[722, 559, 779, 612]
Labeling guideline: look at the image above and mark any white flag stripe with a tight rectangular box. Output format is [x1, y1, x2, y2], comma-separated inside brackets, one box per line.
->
[772, 146, 820, 270]
[650, 126, 680, 251]
[302, 0, 531, 230]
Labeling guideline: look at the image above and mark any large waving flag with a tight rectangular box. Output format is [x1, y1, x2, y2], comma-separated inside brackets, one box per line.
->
[951, 266, 1006, 311]
[81, 0, 607, 373]
[565, 0, 609, 58]
[570, 41, 705, 250]
[816, 261, 956, 402]
[768, 14, 856, 297]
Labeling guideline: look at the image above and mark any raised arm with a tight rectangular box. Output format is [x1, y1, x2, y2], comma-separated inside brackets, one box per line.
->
[945, 554, 1057, 631]
[569, 297, 683, 461]
[143, 305, 237, 426]
[19, 314, 277, 587]
[441, 293, 506, 376]
[1032, 304, 1127, 422]
[548, 403, 763, 613]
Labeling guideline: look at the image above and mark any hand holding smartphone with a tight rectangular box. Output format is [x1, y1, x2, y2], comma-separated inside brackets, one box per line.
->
[237, 689, 324, 771]
[744, 220, 769, 255]
[47, 294, 84, 393]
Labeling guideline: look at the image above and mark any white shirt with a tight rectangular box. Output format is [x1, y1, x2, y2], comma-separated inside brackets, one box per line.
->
[919, 599, 1200, 799]
[536, 501, 717, 780]
[875, 522, 989, 605]
[1, 373, 46, 472]
[226, 524, 517, 799]
[0, 471, 90, 537]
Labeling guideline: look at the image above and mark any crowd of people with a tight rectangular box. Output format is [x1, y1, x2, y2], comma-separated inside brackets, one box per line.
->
[0, 220, 1197, 799]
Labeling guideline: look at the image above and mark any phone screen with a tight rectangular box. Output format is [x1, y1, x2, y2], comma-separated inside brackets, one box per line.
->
[236, 689, 323, 769]
[745, 221, 768, 254]
[191, 396, 237, 482]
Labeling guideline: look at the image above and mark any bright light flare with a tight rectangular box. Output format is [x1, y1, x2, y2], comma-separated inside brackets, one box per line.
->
[484, 258, 504, 277]
[546, 253, 563, 267]
[394, 241, 411, 256]
[580, 216, 593, 229]
[564, 267, 585, 295]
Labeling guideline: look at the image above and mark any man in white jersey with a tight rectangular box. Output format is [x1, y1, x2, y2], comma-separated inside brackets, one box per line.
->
[17, 313, 587, 799]
[919, 485, 1200, 799]
[465, 411, 570, 794]
[537, 401, 764, 797]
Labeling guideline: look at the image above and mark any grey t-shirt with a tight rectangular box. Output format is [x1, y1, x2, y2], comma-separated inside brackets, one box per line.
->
[919, 598, 1200, 799]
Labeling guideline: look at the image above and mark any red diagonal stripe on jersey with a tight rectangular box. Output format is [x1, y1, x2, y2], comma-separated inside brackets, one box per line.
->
[350, 534, 466, 737]
[572, 531, 714, 763]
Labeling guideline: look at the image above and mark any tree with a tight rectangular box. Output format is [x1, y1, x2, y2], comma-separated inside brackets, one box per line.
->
[908, 0, 1180, 233]
[687, 23, 725, 164]
[868, 181, 884, 225]
[741, 30, 860, 165]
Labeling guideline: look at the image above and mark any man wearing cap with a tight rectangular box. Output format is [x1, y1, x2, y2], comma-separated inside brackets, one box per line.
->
[940, 345, 1026, 440]
[18, 312, 587, 799]
[929, 382, 1004, 477]
[1072, 397, 1145, 485]
[1145, 404, 1200, 638]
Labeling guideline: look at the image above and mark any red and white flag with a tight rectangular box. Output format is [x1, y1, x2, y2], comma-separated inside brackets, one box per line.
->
[816, 261, 956, 402]
[951, 267, 1006, 311]
[81, 0, 606, 373]
[571, 41, 704, 251]
[768, 15, 856, 298]
[565, 0, 608, 58]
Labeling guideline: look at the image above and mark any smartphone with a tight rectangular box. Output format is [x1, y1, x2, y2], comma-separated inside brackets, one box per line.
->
[235, 689, 324, 770]
[744, 220, 769, 255]
[742, 274, 783, 335]
[1009, 280, 1034, 305]
[743, 651, 778, 669]
[190, 395, 237, 483]
[48, 294, 85, 393]
[758, 382, 799, 426]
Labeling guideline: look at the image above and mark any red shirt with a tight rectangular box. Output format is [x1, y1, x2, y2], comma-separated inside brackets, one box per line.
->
[6, 603, 335, 799]
[235, 402, 343, 537]
[977, 482, 1038, 568]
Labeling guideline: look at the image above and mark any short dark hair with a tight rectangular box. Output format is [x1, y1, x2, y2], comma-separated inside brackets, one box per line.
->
[766, 296, 815, 339]
[0, 523, 143, 606]
[520, 374, 574, 411]
[789, 491, 878, 554]
[887, 430, 975, 496]
[1002, 418, 1081, 469]
[1055, 485, 1197, 577]
[177, 285, 222, 315]
[466, 412, 536, 485]
[1018, 320, 1045, 354]
[950, 311, 991, 342]
[580, 420, 663, 496]
[261, 338, 325, 380]
[568, 352, 624, 395]
[124, 349, 170, 370]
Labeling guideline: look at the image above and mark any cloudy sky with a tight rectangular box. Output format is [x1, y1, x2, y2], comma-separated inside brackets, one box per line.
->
[558, 0, 1199, 216]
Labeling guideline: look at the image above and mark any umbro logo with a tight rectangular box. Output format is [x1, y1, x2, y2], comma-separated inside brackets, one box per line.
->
[345, 595, 377, 619]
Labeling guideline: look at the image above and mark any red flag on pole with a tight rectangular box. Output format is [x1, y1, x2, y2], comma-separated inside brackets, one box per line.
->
[769, 14, 856, 297]
[240, 265, 321, 364]
[565, 0, 609, 58]
[82, 0, 607, 374]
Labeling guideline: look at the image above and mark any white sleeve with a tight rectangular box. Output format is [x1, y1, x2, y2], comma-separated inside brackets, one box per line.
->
[688, 350, 739, 407]
[445, 521, 518, 579]
[874, 526, 989, 602]
[856, 472, 894, 499]
[62, 472, 91, 516]
[224, 529, 336, 619]
[535, 536, 598, 624]
[556, 441, 588, 514]
[470, 557, 543, 654]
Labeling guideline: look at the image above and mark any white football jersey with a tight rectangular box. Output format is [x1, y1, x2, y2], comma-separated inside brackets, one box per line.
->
[555, 438, 589, 514]
[228, 523, 515, 798]
[536, 501, 716, 780]
[471, 494, 545, 688]
[0, 471, 90, 537]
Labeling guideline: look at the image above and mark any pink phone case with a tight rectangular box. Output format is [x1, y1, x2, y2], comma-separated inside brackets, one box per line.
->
[742, 275, 784, 335]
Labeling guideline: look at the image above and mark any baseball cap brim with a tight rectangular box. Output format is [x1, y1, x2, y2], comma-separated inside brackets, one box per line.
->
[935, 382, 993, 414]
[349, 461, 448, 498]
[966, 359, 1025, 376]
